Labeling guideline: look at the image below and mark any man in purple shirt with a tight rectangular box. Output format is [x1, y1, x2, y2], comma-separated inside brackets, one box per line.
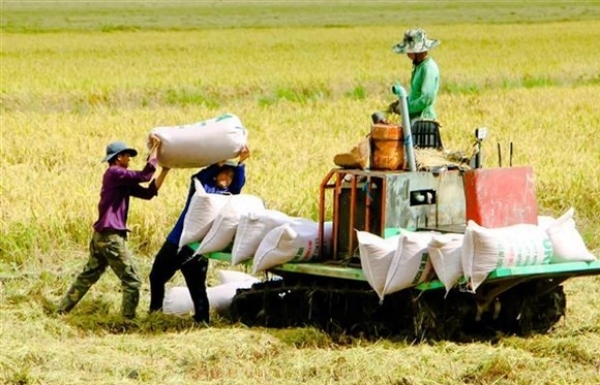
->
[58, 136, 170, 319]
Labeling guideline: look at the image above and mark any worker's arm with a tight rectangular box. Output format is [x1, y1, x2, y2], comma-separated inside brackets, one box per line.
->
[152, 166, 170, 191]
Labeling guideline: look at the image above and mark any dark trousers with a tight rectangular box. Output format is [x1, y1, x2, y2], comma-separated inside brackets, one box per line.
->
[149, 241, 210, 322]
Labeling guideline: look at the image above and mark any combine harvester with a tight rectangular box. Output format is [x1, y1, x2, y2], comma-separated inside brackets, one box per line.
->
[196, 85, 599, 341]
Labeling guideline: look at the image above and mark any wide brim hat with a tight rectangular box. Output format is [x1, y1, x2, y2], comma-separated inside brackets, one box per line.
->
[102, 141, 138, 163]
[393, 28, 440, 54]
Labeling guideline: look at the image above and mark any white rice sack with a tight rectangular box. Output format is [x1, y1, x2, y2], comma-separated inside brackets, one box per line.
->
[151, 113, 248, 169]
[209, 281, 257, 316]
[545, 208, 596, 263]
[178, 179, 231, 248]
[537, 215, 557, 231]
[356, 231, 400, 300]
[163, 280, 259, 317]
[462, 220, 553, 291]
[252, 219, 333, 274]
[428, 233, 465, 293]
[383, 231, 437, 297]
[162, 287, 194, 316]
[218, 269, 259, 285]
[196, 194, 265, 255]
[231, 210, 292, 265]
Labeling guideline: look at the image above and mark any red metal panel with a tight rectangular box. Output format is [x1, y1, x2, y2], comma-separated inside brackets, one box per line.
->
[464, 166, 538, 228]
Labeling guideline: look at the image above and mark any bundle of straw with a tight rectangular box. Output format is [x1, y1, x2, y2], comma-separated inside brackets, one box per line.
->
[414, 148, 471, 171]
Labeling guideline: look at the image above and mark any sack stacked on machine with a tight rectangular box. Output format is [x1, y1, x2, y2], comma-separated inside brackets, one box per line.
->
[461, 221, 553, 291]
[357, 230, 437, 301]
[179, 194, 335, 273]
[178, 179, 231, 248]
[356, 232, 400, 300]
[178, 180, 266, 250]
[356, 207, 598, 298]
[150, 113, 248, 169]
[540, 208, 596, 263]
[195, 194, 266, 255]
[252, 219, 333, 274]
[382, 231, 437, 297]
[427, 233, 465, 293]
[231, 210, 293, 265]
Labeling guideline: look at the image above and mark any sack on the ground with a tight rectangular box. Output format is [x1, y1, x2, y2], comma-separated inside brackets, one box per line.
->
[196, 194, 265, 255]
[163, 279, 259, 317]
[218, 269, 259, 285]
[462, 220, 553, 291]
[179, 179, 231, 248]
[150, 113, 248, 169]
[382, 231, 437, 297]
[231, 210, 292, 265]
[357, 231, 400, 300]
[252, 219, 333, 273]
[428, 233, 465, 293]
[545, 208, 596, 263]
[209, 280, 258, 315]
[162, 287, 194, 316]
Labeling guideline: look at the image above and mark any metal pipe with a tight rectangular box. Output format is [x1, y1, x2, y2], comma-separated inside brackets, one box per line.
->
[349, 174, 357, 256]
[381, 178, 387, 236]
[318, 169, 335, 259]
[392, 83, 416, 172]
[332, 172, 341, 260]
[365, 177, 371, 233]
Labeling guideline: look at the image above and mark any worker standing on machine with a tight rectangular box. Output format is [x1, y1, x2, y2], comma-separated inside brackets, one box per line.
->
[387, 27, 443, 149]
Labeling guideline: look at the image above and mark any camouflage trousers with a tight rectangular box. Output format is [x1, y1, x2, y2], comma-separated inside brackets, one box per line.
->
[58, 230, 142, 319]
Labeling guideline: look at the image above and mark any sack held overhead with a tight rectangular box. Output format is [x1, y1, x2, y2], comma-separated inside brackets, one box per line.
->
[150, 113, 248, 169]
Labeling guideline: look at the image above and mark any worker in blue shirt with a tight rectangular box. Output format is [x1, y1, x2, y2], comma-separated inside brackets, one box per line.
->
[149, 147, 250, 323]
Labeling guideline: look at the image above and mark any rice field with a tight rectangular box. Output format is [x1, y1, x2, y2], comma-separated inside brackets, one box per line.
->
[1, 2, 599, 384]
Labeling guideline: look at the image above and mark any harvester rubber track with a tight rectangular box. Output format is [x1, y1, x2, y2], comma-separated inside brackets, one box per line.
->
[228, 276, 566, 342]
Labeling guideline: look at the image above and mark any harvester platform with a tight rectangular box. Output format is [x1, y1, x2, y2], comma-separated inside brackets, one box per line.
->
[207, 252, 600, 291]
[205, 251, 599, 341]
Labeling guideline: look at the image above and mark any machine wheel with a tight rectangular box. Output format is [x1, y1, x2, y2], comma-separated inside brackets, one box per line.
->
[495, 281, 566, 336]
[228, 277, 567, 341]
[228, 278, 418, 340]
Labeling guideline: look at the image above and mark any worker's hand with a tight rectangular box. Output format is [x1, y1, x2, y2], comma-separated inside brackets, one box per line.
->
[386, 100, 400, 114]
[238, 145, 251, 164]
[146, 134, 162, 161]
[149, 134, 161, 150]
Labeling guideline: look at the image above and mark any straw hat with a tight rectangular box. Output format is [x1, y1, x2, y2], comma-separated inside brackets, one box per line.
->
[393, 28, 440, 54]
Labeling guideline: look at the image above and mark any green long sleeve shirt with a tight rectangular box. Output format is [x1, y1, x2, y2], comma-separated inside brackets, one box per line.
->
[408, 57, 440, 121]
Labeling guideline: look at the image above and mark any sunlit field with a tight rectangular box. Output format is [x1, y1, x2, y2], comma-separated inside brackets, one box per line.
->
[1, 1, 599, 384]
